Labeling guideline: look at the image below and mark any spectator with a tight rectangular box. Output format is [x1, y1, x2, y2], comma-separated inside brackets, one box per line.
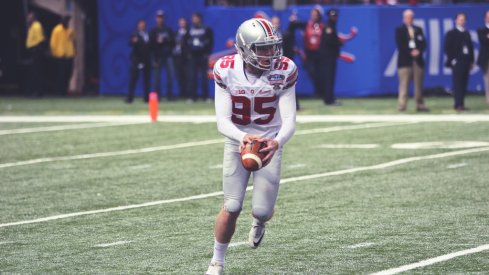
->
[271, 15, 301, 110]
[150, 10, 175, 101]
[50, 15, 75, 95]
[300, 7, 324, 98]
[126, 19, 151, 103]
[173, 17, 189, 99]
[477, 10, 489, 105]
[185, 12, 214, 102]
[444, 13, 474, 112]
[320, 9, 342, 105]
[25, 11, 45, 97]
[395, 9, 429, 112]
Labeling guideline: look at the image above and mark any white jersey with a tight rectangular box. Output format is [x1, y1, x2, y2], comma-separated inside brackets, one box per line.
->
[213, 54, 297, 146]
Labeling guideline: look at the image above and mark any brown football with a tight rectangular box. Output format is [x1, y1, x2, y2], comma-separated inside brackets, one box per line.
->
[240, 141, 269, 171]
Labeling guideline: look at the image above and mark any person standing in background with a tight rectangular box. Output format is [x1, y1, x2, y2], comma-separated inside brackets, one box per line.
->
[395, 9, 429, 112]
[320, 9, 342, 106]
[185, 12, 214, 103]
[150, 10, 175, 101]
[271, 15, 301, 110]
[50, 15, 75, 96]
[477, 10, 489, 105]
[126, 19, 151, 103]
[173, 17, 189, 99]
[299, 7, 324, 98]
[444, 13, 474, 112]
[26, 11, 45, 97]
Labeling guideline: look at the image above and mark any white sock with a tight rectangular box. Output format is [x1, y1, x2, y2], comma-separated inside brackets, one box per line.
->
[211, 240, 229, 265]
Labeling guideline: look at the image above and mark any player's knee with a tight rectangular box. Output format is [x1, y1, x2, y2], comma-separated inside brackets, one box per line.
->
[223, 199, 242, 213]
[252, 207, 273, 222]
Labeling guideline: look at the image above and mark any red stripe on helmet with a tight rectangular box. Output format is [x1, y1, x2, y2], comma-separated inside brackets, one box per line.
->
[257, 19, 273, 37]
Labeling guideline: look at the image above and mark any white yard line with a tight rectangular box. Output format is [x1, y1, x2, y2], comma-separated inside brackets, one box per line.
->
[1, 146, 488, 228]
[93, 240, 132, 248]
[294, 122, 411, 136]
[318, 144, 379, 149]
[0, 139, 224, 169]
[1, 114, 489, 123]
[229, 241, 248, 248]
[0, 122, 405, 169]
[0, 122, 145, 136]
[0, 191, 224, 228]
[345, 242, 375, 249]
[447, 163, 467, 169]
[370, 244, 489, 275]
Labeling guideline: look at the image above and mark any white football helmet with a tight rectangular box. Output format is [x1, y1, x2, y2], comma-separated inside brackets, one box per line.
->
[235, 18, 283, 71]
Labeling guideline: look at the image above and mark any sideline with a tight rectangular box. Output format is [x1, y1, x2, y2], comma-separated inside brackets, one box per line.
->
[0, 122, 144, 136]
[1, 114, 489, 123]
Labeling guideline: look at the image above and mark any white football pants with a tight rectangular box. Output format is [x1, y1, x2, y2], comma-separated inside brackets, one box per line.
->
[222, 139, 282, 222]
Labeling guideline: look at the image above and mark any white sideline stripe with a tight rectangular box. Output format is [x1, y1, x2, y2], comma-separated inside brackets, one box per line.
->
[1, 114, 489, 123]
[447, 163, 467, 169]
[318, 144, 379, 149]
[229, 241, 248, 248]
[1, 146, 488, 228]
[286, 163, 306, 169]
[0, 122, 405, 169]
[0, 139, 224, 169]
[0, 191, 224, 228]
[0, 122, 144, 136]
[345, 242, 375, 249]
[294, 122, 411, 136]
[94, 241, 132, 248]
[371, 244, 489, 275]
[279, 147, 489, 185]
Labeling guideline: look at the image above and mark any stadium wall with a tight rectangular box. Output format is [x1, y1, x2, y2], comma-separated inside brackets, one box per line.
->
[98, 2, 488, 97]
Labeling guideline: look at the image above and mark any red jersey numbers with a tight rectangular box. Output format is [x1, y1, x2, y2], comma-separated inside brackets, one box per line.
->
[231, 95, 277, 125]
[220, 55, 235, 69]
[274, 57, 289, 70]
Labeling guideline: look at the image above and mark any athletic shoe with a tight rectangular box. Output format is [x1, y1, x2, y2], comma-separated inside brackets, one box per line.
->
[205, 261, 224, 275]
[248, 223, 265, 249]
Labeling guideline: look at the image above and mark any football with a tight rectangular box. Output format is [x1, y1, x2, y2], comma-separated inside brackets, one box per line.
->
[240, 141, 269, 171]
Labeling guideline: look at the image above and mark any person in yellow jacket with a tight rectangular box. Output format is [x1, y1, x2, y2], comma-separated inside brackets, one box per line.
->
[50, 15, 75, 95]
[26, 11, 45, 97]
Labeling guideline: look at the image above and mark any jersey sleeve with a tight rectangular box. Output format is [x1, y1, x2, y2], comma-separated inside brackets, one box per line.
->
[274, 58, 297, 146]
[213, 57, 247, 143]
[283, 58, 298, 89]
[213, 57, 227, 89]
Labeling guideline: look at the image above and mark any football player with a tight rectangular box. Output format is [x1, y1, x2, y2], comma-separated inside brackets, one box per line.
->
[206, 18, 298, 275]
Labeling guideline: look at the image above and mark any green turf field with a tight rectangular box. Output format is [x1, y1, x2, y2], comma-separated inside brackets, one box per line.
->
[0, 97, 488, 273]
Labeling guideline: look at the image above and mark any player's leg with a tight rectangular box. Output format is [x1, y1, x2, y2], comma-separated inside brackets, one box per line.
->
[153, 60, 162, 97]
[126, 61, 139, 103]
[165, 56, 175, 100]
[208, 141, 250, 272]
[248, 149, 283, 248]
[397, 67, 411, 111]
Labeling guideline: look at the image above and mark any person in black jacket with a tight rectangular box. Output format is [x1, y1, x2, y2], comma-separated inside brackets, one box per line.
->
[271, 15, 301, 110]
[173, 17, 189, 99]
[150, 10, 175, 101]
[477, 10, 489, 105]
[444, 13, 474, 112]
[320, 9, 342, 105]
[126, 19, 151, 103]
[185, 12, 214, 102]
[395, 9, 429, 112]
